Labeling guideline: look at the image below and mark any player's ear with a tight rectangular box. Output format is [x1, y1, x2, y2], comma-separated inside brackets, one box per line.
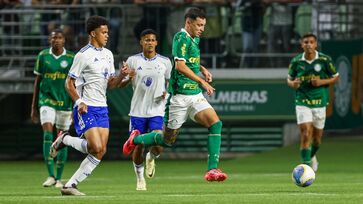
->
[91, 31, 96, 38]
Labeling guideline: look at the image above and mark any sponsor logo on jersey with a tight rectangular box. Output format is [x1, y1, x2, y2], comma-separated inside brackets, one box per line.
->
[60, 60, 68, 68]
[94, 57, 99, 62]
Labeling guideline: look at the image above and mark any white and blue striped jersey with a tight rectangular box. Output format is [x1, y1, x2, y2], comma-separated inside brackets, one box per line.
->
[68, 44, 115, 107]
[126, 53, 172, 117]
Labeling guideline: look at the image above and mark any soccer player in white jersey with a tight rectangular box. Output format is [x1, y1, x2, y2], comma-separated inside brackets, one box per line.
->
[122, 29, 172, 190]
[49, 16, 129, 196]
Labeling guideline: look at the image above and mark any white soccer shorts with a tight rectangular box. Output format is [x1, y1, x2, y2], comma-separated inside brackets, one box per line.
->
[166, 93, 213, 129]
[295, 105, 326, 129]
[39, 106, 72, 130]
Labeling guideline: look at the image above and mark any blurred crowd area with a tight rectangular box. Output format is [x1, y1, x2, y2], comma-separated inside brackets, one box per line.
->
[1, 0, 362, 69]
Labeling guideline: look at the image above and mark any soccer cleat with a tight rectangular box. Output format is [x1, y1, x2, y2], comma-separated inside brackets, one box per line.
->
[204, 168, 228, 182]
[50, 131, 68, 158]
[42, 176, 56, 187]
[311, 155, 319, 172]
[61, 184, 85, 196]
[122, 129, 140, 156]
[55, 180, 64, 188]
[145, 152, 155, 178]
[136, 178, 147, 191]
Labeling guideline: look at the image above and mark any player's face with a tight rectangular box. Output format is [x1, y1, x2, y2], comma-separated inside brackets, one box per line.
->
[92, 25, 109, 47]
[301, 36, 317, 54]
[140, 34, 157, 53]
[187, 17, 206, 38]
[49, 32, 65, 50]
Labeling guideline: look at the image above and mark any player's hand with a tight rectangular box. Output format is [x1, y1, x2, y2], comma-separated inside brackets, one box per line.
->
[128, 68, 136, 80]
[311, 76, 321, 87]
[291, 78, 301, 89]
[200, 80, 215, 96]
[201, 67, 213, 82]
[30, 108, 39, 123]
[120, 61, 129, 78]
[77, 102, 88, 114]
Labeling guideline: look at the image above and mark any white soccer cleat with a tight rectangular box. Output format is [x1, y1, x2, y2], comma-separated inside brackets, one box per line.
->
[311, 156, 319, 172]
[136, 178, 146, 191]
[61, 184, 86, 196]
[55, 180, 64, 188]
[50, 131, 67, 158]
[42, 177, 56, 187]
[145, 152, 155, 178]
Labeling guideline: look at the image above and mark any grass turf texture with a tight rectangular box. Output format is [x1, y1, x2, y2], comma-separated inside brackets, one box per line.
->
[0, 137, 362, 204]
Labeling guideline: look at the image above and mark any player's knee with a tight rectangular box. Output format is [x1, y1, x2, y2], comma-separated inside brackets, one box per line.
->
[89, 143, 104, 155]
[163, 133, 177, 146]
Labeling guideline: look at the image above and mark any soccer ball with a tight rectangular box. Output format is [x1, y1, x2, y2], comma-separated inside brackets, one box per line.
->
[292, 164, 315, 187]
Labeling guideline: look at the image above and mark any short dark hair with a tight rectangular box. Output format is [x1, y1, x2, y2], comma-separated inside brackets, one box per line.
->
[140, 29, 158, 40]
[301, 32, 317, 41]
[50, 28, 64, 36]
[184, 7, 206, 21]
[86, 15, 109, 34]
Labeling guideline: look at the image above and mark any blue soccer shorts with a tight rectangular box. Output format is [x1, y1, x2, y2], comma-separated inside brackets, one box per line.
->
[129, 116, 163, 134]
[73, 106, 109, 137]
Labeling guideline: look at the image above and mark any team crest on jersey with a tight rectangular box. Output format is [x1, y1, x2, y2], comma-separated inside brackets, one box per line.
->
[314, 64, 322, 72]
[142, 76, 153, 87]
[60, 60, 68, 68]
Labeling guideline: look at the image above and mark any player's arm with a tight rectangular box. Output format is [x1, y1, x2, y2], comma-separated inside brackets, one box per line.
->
[200, 65, 212, 82]
[31, 75, 41, 123]
[287, 77, 301, 89]
[65, 76, 87, 114]
[108, 61, 130, 89]
[175, 60, 215, 95]
[311, 75, 339, 87]
[287, 60, 301, 89]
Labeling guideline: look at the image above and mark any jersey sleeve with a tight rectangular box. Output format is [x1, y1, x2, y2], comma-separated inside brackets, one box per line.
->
[164, 58, 172, 80]
[109, 50, 115, 77]
[68, 52, 87, 79]
[172, 33, 188, 62]
[326, 56, 339, 77]
[33, 52, 43, 75]
[288, 59, 297, 79]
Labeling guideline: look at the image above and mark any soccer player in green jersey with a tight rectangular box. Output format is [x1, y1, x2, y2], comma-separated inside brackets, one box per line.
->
[287, 33, 339, 172]
[123, 7, 227, 182]
[31, 29, 74, 188]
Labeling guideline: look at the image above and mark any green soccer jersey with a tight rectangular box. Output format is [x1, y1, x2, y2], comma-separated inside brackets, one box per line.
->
[34, 48, 74, 111]
[170, 29, 202, 95]
[288, 51, 338, 108]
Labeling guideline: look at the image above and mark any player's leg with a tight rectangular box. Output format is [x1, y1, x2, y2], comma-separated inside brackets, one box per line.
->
[296, 106, 314, 166]
[50, 107, 90, 158]
[62, 127, 108, 196]
[39, 106, 56, 187]
[53, 110, 72, 188]
[192, 93, 227, 181]
[61, 106, 109, 196]
[194, 108, 227, 182]
[310, 107, 326, 172]
[130, 117, 147, 190]
[145, 116, 164, 179]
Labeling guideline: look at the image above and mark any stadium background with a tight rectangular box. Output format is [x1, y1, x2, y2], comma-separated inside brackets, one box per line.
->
[0, 0, 362, 161]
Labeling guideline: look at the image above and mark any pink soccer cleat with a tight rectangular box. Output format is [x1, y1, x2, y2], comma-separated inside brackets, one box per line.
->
[204, 168, 228, 182]
[122, 129, 140, 156]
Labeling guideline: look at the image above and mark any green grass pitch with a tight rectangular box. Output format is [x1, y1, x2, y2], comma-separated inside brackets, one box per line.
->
[0, 136, 362, 204]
